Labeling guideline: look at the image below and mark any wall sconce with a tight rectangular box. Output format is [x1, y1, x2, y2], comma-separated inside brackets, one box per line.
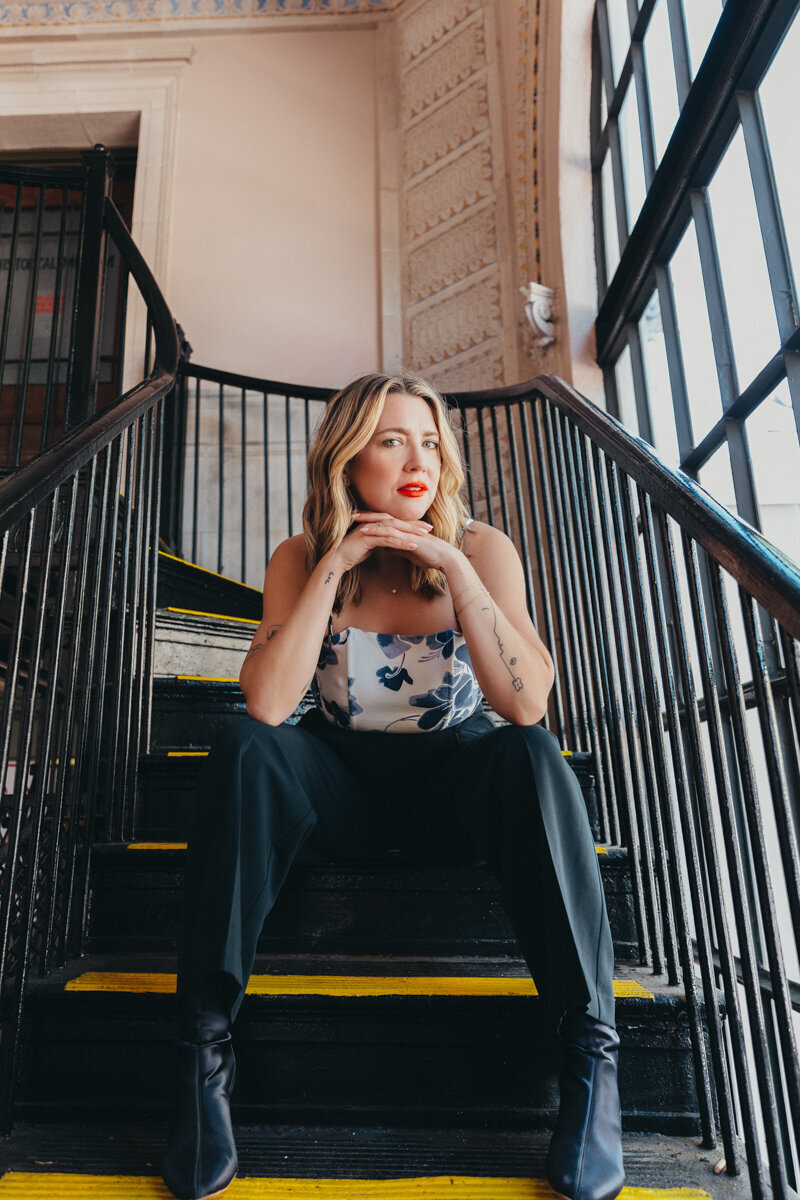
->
[521, 281, 555, 348]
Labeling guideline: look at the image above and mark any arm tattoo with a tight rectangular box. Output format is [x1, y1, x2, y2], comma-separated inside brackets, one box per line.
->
[324, 571, 335, 585]
[243, 624, 280, 663]
[486, 599, 524, 692]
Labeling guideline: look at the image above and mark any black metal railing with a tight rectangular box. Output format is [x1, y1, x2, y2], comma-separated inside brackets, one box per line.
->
[0, 149, 125, 472]
[452, 376, 800, 1200]
[160, 360, 332, 587]
[160, 362, 800, 1197]
[0, 184, 179, 1130]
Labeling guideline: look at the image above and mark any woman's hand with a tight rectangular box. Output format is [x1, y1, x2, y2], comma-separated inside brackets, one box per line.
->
[350, 512, 461, 573]
[328, 511, 432, 573]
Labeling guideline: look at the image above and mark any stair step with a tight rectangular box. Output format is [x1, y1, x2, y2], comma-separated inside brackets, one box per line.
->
[157, 551, 262, 620]
[87, 843, 640, 962]
[154, 606, 256, 679]
[17, 953, 699, 1133]
[0, 1173, 715, 1198]
[0, 1123, 750, 1197]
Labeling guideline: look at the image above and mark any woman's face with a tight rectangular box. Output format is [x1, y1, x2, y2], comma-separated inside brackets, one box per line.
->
[346, 391, 442, 518]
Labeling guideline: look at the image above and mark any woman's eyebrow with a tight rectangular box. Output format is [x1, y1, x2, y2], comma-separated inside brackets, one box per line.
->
[376, 426, 439, 437]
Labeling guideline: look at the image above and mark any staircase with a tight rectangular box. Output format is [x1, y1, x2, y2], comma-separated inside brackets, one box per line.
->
[0, 555, 753, 1198]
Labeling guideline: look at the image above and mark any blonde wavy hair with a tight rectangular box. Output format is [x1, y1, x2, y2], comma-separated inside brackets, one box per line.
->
[303, 372, 470, 613]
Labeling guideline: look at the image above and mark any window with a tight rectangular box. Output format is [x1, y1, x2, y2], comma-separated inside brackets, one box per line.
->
[592, 0, 800, 567]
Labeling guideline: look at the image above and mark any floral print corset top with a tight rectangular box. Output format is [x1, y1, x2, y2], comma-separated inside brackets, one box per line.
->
[311, 621, 484, 733]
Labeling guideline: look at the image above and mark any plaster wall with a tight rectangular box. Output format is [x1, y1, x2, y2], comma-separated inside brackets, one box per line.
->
[167, 30, 379, 388]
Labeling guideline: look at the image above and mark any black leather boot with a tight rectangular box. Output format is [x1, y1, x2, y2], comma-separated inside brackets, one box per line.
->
[162, 1033, 238, 1200]
[545, 1007, 624, 1200]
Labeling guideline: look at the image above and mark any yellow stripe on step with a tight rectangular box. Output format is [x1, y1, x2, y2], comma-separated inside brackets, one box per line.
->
[177, 675, 239, 683]
[166, 606, 260, 625]
[166, 750, 209, 757]
[0, 1173, 713, 1198]
[126, 843, 188, 851]
[64, 973, 654, 1000]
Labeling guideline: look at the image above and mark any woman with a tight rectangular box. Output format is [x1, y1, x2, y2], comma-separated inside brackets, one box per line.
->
[162, 373, 624, 1200]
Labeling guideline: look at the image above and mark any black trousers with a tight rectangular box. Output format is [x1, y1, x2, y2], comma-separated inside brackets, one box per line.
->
[176, 707, 616, 1030]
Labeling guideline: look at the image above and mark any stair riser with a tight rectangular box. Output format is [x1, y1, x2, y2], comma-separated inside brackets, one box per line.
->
[17, 1002, 698, 1134]
[88, 858, 640, 962]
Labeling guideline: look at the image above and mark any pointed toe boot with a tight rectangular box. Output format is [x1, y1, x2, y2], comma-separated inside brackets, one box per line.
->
[162, 1033, 238, 1200]
[545, 1009, 624, 1200]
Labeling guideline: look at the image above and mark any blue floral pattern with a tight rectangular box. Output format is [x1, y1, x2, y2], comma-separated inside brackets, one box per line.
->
[314, 624, 482, 733]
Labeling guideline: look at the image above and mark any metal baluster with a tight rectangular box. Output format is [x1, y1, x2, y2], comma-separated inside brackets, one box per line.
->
[707, 560, 792, 1197]
[616, 474, 680, 982]
[659, 510, 743, 1161]
[143, 401, 165, 754]
[127, 411, 155, 838]
[542, 402, 605, 817]
[739, 591, 800, 1154]
[41, 187, 70, 452]
[64, 439, 122, 958]
[503, 405, 536, 621]
[459, 405, 477, 518]
[263, 392, 271, 562]
[31, 475, 79, 974]
[285, 394, 293, 538]
[562, 416, 619, 842]
[107, 426, 136, 831]
[521, 397, 567, 744]
[192, 378, 200, 563]
[530, 397, 584, 750]
[476, 407, 494, 526]
[0, 184, 23, 463]
[489, 405, 510, 536]
[683, 533, 769, 1197]
[241, 387, 247, 583]
[13, 187, 46, 465]
[0, 499, 56, 1131]
[42, 459, 99, 970]
[605, 458, 665, 973]
[589, 441, 651, 958]
[218, 383, 224, 575]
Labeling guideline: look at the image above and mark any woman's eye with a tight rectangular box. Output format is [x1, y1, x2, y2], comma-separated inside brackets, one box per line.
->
[424, 440, 440, 450]
[382, 438, 401, 447]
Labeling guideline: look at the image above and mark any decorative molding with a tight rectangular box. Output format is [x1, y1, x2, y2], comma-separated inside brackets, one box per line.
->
[0, 0, 403, 31]
[404, 133, 492, 240]
[424, 339, 504, 389]
[407, 201, 496, 302]
[403, 75, 488, 181]
[407, 268, 501, 368]
[399, 0, 480, 63]
[401, 11, 484, 123]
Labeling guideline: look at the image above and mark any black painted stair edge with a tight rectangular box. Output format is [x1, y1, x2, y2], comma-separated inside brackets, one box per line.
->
[157, 551, 262, 620]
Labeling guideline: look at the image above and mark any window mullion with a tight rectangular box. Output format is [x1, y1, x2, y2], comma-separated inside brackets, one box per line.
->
[631, 44, 657, 187]
[666, 0, 692, 104]
[737, 90, 799, 345]
[608, 118, 631, 255]
[627, 321, 657, 445]
[596, 0, 618, 105]
[592, 16, 610, 299]
[689, 187, 762, 530]
[654, 263, 696, 467]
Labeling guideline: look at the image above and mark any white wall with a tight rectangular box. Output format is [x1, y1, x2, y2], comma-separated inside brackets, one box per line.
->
[166, 30, 379, 388]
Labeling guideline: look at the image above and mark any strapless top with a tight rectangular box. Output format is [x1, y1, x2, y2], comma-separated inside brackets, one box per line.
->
[311, 624, 483, 733]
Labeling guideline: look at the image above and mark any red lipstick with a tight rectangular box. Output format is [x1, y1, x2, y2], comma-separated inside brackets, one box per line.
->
[398, 482, 428, 497]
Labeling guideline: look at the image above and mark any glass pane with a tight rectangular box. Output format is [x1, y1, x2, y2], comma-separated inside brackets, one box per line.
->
[614, 343, 637, 430]
[708, 126, 781, 391]
[683, 0, 723, 81]
[602, 152, 621, 282]
[669, 224, 722, 439]
[758, 10, 800, 319]
[745, 382, 800, 567]
[643, 0, 681, 163]
[619, 84, 647, 230]
[697, 438, 737, 518]
[640, 291, 680, 466]
[607, 0, 632, 86]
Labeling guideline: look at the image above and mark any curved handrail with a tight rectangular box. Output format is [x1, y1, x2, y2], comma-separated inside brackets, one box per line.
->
[0, 199, 180, 535]
[448, 373, 800, 642]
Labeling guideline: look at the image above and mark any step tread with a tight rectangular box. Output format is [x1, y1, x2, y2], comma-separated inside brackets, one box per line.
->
[0, 1125, 747, 1196]
[23, 953, 681, 1006]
